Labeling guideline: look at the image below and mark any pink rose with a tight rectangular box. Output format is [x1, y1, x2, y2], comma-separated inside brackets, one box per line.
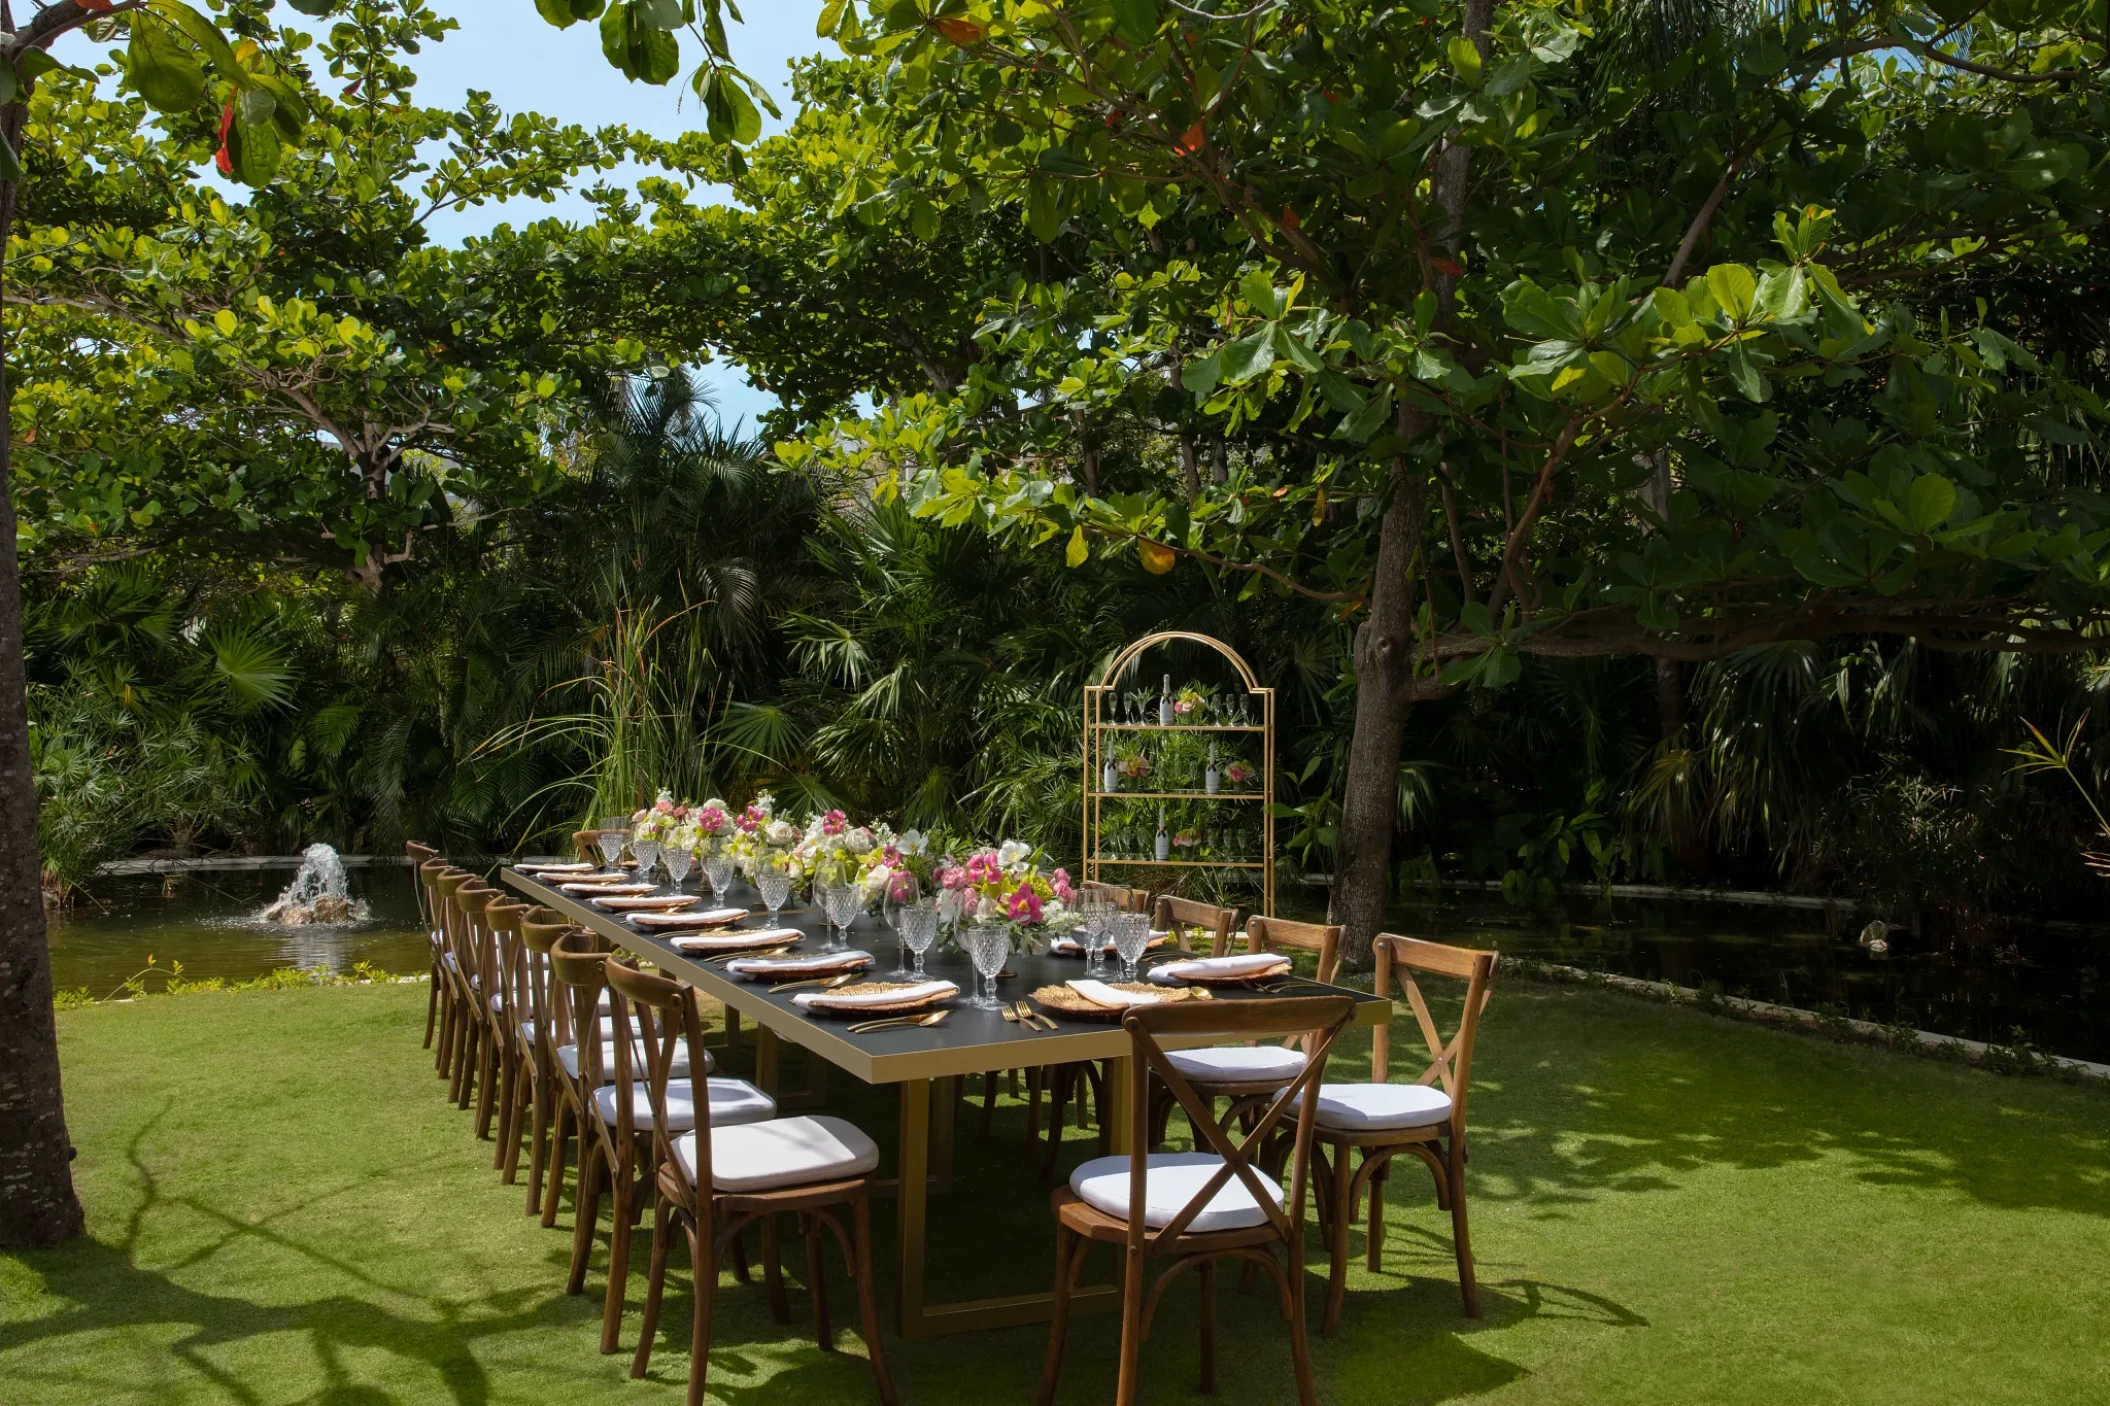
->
[938, 865, 971, 892]
[1051, 867, 1075, 904]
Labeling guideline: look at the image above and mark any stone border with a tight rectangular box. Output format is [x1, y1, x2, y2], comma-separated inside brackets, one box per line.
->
[1513, 958, 2110, 1086]
[92, 854, 416, 875]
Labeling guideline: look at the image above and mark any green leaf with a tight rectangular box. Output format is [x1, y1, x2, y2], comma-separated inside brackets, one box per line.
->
[636, 0, 684, 28]
[0, 62, 17, 108]
[1181, 349, 1224, 398]
[602, 0, 681, 83]
[1724, 342, 1766, 402]
[284, 0, 335, 14]
[1221, 326, 1276, 383]
[126, 14, 208, 115]
[1066, 524, 1089, 567]
[1238, 268, 1277, 316]
[147, 0, 243, 87]
[816, 0, 847, 34]
[236, 85, 275, 128]
[1025, 178, 1063, 242]
[1111, 0, 1159, 42]
[0, 133, 22, 184]
[1706, 264, 1757, 321]
[1905, 474, 1956, 533]
[1446, 35, 1483, 86]
[225, 114, 282, 186]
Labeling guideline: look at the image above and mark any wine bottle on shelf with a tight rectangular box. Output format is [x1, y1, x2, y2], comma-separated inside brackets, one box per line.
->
[1102, 755, 1119, 792]
[1155, 806, 1170, 862]
[1158, 673, 1174, 727]
[1205, 742, 1220, 796]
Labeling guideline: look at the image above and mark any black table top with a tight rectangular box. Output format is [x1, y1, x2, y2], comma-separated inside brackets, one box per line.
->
[501, 864, 1388, 1086]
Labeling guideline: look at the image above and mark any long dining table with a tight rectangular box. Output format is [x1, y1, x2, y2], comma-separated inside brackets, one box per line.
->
[502, 863, 1390, 1337]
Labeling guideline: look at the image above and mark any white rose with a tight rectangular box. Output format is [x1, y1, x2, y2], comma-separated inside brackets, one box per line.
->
[845, 826, 875, 854]
[766, 819, 798, 845]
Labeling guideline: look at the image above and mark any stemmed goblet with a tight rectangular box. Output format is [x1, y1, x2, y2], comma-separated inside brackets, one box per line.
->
[963, 923, 1010, 1010]
[754, 865, 792, 925]
[703, 852, 734, 905]
[825, 879, 865, 952]
[632, 837, 662, 883]
[1110, 912, 1153, 983]
[596, 817, 627, 868]
[901, 898, 939, 979]
[663, 845, 693, 892]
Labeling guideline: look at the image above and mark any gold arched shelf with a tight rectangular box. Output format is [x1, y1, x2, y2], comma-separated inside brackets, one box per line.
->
[1083, 630, 1275, 917]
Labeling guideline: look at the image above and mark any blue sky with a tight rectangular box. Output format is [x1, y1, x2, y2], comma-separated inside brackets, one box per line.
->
[408, 0, 834, 430]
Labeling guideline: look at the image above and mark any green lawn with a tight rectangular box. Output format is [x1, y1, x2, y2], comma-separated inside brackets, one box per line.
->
[4, 978, 2106, 1405]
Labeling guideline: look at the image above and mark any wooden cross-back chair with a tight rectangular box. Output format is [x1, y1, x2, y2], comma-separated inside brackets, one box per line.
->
[506, 909, 587, 1218]
[604, 958, 895, 1406]
[459, 887, 513, 1131]
[1146, 915, 1345, 1149]
[1037, 994, 1356, 1406]
[479, 898, 531, 1153]
[574, 828, 624, 864]
[404, 842, 440, 1048]
[1150, 894, 1241, 957]
[435, 870, 486, 1100]
[1080, 880, 1151, 912]
[418, 860, 457, 1069]
[1306, 934, 1497, 1331]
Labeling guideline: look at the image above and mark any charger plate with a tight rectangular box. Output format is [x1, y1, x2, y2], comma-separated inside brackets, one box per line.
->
[797, 981, 959, 1019]
[1152, 958, 1294, 987]
[1030, 983, 1210, 1021]
[592, 894, 698, 912]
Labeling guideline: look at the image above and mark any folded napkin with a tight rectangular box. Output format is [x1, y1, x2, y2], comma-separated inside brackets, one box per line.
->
[1146, 953, 1290, 984]
[1068, 979, 1161, 1009]
[631, 907, 748, 930]
[563, 881, 656, 896]
[666, 927, 803, 951]
[726, 951, 874, 978]
[1052, 927, 1175, 954]
[517, 861, 594, 874]
[591, 894, 697, 911]
[793, 980, 957, 1011]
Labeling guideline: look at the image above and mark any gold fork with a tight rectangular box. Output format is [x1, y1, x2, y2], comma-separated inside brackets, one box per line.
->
[847, 1010, 950, 1035]
[1013, 1000, 1056, 1031]
[769, 973, 859, 994]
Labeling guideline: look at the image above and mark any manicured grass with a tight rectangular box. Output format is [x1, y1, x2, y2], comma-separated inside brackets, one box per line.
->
[4, 978, 2107, 1405]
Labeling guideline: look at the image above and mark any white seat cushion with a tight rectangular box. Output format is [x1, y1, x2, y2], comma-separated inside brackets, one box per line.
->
[1165, 1045, 1308, 1085]
[1297, 1082, 1452, 1132]
[518, 1017, 617, 1044]
[557, 1041, 709, 1082]
[675, 1115, 881, 1194]
[1069, 1152, 1282, 1233]
[594, 1077, 775, 1132]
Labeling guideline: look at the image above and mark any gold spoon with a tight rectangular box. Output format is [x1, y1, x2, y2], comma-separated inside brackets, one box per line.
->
[847, 1009, 950, 1035]
[769, 972, 860, 994]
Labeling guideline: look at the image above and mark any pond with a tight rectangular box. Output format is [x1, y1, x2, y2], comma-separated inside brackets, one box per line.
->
[46, 865, 2110, 1066]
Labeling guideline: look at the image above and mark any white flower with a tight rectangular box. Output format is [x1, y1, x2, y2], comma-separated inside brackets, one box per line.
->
[844, 826, 876, 854]
[998, 839, 1031, 869]
[702, 797, 728, 812]
[975, 892, 1003, 921]
[898, 829, 928, 856]
[764, 819, 799, 846]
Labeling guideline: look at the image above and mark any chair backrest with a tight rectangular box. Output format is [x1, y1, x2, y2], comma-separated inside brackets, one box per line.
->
[604, 958, 712, 1215]
[1371, 935, 1497, 1135]
[1120, 995, 1355, 1254]
[572, 829, 603, 863]
[404, 843, 437, 927]
[418, 859, 449, 940]
[1152, 895, 1240, 956]
[483, 899, 528, 1021]
[549, 930, 614, 1099]
[1082, 881, 1151, 914]
[518, 915, 576, 1048]
[433, 869, 474, 975]
[453, 885, 498, 1002]
[1246, 915, 1344, 985]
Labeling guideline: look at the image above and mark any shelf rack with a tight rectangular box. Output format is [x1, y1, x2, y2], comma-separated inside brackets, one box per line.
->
[1083, 630, 1274, 916]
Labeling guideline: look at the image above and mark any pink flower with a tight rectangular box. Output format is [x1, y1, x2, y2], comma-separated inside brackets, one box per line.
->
[1174, 698, 1194, 715]
[1005, 882, 1043, 924]
[655, 797, 675, 813]
[888, 873, 916, 904]
[937, 865, 971, 892]
[736, 810, 761, 833]
[882, 845, 902, 866]
[697, 806, 728, 833]
[822, 809, 847, 836]
[1051, 867, 1075, 904]
[965, 852, 1002, 886]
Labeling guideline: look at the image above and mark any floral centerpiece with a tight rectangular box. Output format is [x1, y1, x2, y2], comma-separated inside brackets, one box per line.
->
[630, 790, 679, 844]
[937, 840, 1084, 942]
[1221, 758, 1255, 789]
[728, 793, 800, 875]
[795, 809, 893, 887]
[857, 826, 939, 906]
[685, 798, 733, 855]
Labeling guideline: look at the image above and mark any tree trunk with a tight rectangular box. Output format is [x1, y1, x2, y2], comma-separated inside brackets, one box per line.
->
[1328, 429, 1425, 973]
[0, 98, 87, 1249]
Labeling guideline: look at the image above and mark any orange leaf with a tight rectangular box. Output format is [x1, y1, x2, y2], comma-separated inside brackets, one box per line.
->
[77, 0, 117, 10]
[1281, 206, 1300, 231]
[1173, 122, 1206, 156]
[934, 17, 985, 45]
[1137, 539, 1177, 574]
[214, 103, 234, 177]
[1431, 256, 1464, 277]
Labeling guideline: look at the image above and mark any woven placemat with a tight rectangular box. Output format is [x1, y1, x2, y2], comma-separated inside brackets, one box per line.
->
[801, 981, 958, 1018]
[1155, 959, 1294, 987]
[1030, 983, 1212, 1021]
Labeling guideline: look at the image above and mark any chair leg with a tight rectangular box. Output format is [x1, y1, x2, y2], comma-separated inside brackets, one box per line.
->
[1322, 1140, 1353, 1336]
[493, 1049, 520, 1169]
[423, 962, 441, 1048]
[802, 1213, 833, 1351]
[632, 1191, 672, 1379]
[435, 983, 455, 1076]
[601, 1177, 636, 1353]
[543, 1102, 571, 1228]
[1037, 1068, 1069, 1181]
[1023, 1069, 1044, 1169]
[686, 1227, 717, 1406]
[1115, 1241, 1147, 1406]
[850, 1197, 898, 1406]
[978, 1071, 999, 1142]
[760, 1215, 789, 1321]
[1285, 1241, 1319, 1406]
[1366, 1158, 1386, 1272]
[1036, 1224, 1081, 1406]
[455, 1019, 480, 1109]
[569, 1142, 604, 1296]
[474, 1026, 501, 1137]
[525, 1074, 551, 1215]
[731, 1218, 754, 1285]
[1198, 1258, 1217, 1394]
[1448, 1141, 1481, 1318]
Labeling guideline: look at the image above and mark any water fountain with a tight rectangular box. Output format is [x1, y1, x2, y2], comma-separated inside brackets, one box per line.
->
[260, 844, 367, 926]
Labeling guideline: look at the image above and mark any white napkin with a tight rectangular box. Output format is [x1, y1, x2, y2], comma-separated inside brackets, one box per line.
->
[666, 927, 803, 951]
[794, 980, 957, 1010]
[631, 908, 749, 929]
[518, 861, 594, 874]
[1068, 979, 1160, 1008]
[726, 951, 874, 978]
[1147, 953, 1289, 984]
[562, 881, 656, 896]
[592, 894, 697, 910]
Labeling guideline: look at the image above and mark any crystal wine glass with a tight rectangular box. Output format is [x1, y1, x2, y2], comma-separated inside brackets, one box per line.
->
[663, 845, 693, 891]
[1111, 912, 1153, 983]
[963, 923, 1010, 1009]
[1078, 892, 1111, 976]
[826, 880, 866, 953]
[902, 898, 940, 978]
[755, 864, 792, 924]
[703, 853, 734, 904]
[885, 872, 921, 974]
[596, 818, 627, 867]
[632, 837, 662, 882]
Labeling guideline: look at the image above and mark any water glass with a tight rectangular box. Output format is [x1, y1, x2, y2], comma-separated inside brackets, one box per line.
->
[703, 853, 734, 901]
[1111, 912, 1153, 982]
[632, 838, 662, 881]
[901, 898, 939, 978]
[663, 846, 693, 891]
[755, 865, 792, 922]
[826, 880, 866, 952]
[1081, 895, 1112, 976]
[596, 827, 627, 867]
[963, 924, 1010, 1009]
